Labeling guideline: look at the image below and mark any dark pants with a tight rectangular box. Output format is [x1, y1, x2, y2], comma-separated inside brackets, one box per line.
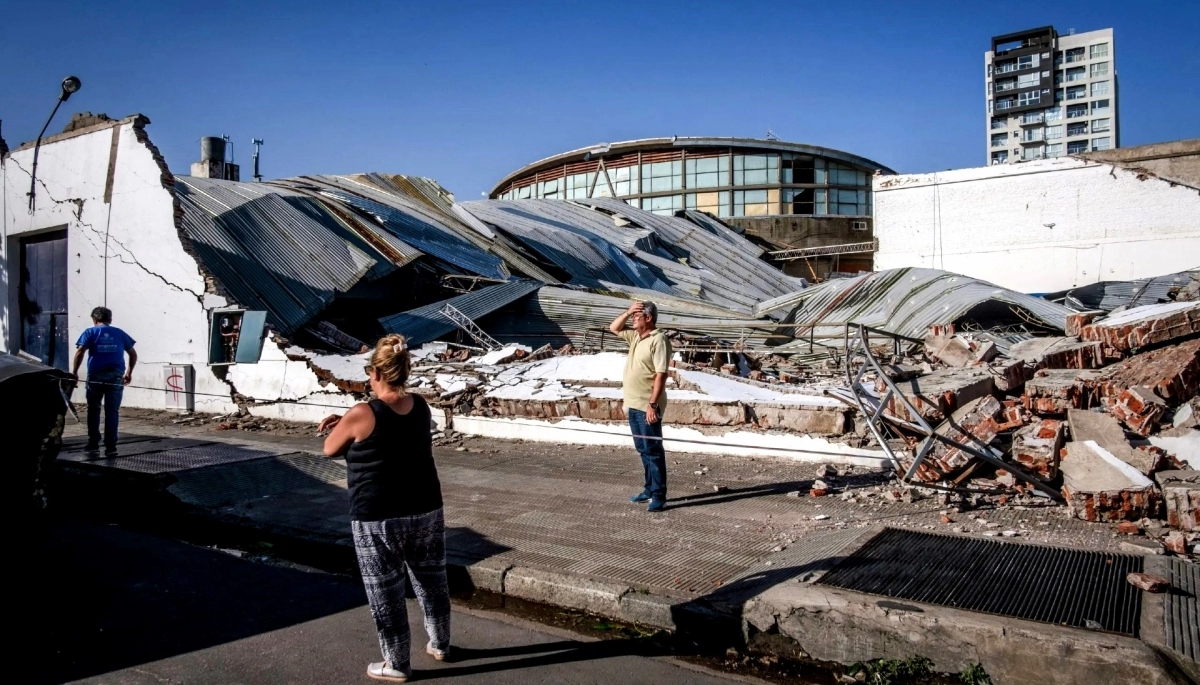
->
[85, 371, 124, 448]
[628, 408, 667, 499]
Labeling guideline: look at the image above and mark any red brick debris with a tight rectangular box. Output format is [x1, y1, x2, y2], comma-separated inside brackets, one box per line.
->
[1126, 572, 1170, 593]
[1079, 302, 1200, 351]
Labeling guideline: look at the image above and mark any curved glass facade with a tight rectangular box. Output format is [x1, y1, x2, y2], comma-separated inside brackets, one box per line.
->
[494, 145, 876, 218]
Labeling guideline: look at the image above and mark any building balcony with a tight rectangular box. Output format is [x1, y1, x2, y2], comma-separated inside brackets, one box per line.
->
[1019, 113, 1044, 125]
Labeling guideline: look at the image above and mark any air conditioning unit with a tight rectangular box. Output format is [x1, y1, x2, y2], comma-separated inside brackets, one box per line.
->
[851, 220, 868, 231]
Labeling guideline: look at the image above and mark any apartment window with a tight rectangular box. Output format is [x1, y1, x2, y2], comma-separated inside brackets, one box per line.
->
[1091, 118, 1111, 133]
[684, 156, 728, 189]
[995, 97, 1016, 111]
[1092, 137, 1112, 151]
[1046, 143, 1064, 158]
[1090, 62, 1109, 78]
[1022, 128, 1043, 143]
[1066, 103, 1088, 118]
[991, 133, 1009, 147]
[991, 150, 1009, 164]
[1045, 125, 1063, 140]
[995, 59, 1017, 74]
[1044, 106, 1062, 121]
[1019, 111, 1043, 124]
[1091, 81, 1109, 97]
[1091, 99, 1110, 115]
[1017, 54, 1039, 70]
[1065, 47, 1085, 63]
[1065, 67, 1086, 82]
[1022, 145, 1044, 161]
[1017, 90, 1042, 106]
[641, 160, 682, 193]
[1067, 122, 1088, 137]
[991, 117, 1007, 130]
[1090, 43, 1109, 59]
[1065, 85, 1086, 100]
[1017, 72, 1041, 88]
[995, 78, 1017, 92]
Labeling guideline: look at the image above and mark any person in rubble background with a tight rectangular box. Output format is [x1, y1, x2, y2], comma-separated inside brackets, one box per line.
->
[71, 306, 137, 456]
[318, 334, 450, 683]
[609, 300, 672, 512]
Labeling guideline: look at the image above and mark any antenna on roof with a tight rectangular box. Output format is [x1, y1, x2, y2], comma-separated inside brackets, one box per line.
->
[765, 128, 779, 141]
[251, 138, 264, 182]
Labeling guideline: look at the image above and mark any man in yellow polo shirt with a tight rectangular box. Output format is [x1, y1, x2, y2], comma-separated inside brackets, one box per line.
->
[609, 300, 672, 512]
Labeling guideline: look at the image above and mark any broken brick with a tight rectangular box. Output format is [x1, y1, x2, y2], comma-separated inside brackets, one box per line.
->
[1156, 470, 1200, 532]
[940, 515, 954, 524]
[1079, 301, 1200, 351]
[989, 358, 1032, 393]
[1065, 311, 1102, 337]
[1098, 337, 1200, 405]
[1012, 418, 1064, 480]
[1060, 441, 1159, 522]
[1108, 385, 1169, 436]
[1117, 521, 1141, 535]
[1009, 336, 1108, 371]
[881, 367, 996, 423]
[1126, 572, 1170, 593]
[1022, 369, 1103, 415]
[1164, 531, 1191, 555]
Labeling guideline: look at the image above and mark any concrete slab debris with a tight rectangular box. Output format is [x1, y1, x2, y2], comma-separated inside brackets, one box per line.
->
[1068, 409, 1163, 477]
[880, 367, 996, 423]
[1079, 301, 1200, 351]
[1060, 440, 1159, 522]
[1008, 336, 1107, 370]
[1098, 337, 1200, 405]
[1022, 369, 1104, 414]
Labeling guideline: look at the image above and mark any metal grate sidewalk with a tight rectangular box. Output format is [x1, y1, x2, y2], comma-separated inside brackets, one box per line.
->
[819, 527, 1144, 636]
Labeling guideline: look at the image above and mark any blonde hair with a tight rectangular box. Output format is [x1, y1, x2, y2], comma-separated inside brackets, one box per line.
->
[369, 334, 412, 388]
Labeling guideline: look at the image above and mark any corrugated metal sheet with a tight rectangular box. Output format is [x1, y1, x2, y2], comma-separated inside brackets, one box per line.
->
[480, 286, 783, 349]
[681, 210, 765, 258]
[1047, 270, 1200, 312]
[762, 268, 1073, 345]
[377, 280, 543, 346]
[463, 200, 672, 292]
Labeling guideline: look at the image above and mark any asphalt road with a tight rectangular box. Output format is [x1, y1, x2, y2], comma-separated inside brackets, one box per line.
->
[21, 519, 749, 685]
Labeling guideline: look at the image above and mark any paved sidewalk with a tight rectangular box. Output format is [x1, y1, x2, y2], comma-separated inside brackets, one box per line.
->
[57, 414, 1190, 685]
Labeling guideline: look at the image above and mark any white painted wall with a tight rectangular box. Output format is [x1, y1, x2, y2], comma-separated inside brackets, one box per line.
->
[873, 157, 1200, 293]
[1, 119, 238, 414]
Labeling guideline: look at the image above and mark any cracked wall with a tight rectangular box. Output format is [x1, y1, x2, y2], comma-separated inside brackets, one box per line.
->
[872, 155, 1200, 293]
[1, 117, 239, 415]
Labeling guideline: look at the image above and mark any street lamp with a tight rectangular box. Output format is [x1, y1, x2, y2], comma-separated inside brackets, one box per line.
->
[27, 76, 83, 212]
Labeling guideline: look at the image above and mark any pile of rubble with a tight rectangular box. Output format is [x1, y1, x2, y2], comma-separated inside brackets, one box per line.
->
[847, 297, 1199, 543]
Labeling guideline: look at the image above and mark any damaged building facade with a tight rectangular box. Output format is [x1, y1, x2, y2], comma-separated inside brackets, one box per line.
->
[872, 138, 1200, 294]
[490, 137, 895, 280]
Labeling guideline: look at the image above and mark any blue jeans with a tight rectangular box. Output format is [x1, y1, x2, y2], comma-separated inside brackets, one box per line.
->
[628, 409, 667, 499]
[86, 371, 124, 448]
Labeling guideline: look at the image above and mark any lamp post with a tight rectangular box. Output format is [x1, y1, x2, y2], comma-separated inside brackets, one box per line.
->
[27, 76, 82, 212]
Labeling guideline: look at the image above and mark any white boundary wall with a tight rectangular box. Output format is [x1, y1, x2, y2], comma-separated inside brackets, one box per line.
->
[1, 118, 239, 414]
[872, 157, 1200, 293]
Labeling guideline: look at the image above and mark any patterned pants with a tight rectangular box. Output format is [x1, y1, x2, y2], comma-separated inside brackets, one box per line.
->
[352, 508, 451, 670]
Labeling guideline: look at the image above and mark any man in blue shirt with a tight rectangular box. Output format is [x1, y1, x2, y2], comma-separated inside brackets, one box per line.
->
[72, 307, 137, 455]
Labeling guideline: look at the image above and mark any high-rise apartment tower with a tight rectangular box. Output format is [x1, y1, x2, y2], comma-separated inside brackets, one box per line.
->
[985, 26, 1118, 164]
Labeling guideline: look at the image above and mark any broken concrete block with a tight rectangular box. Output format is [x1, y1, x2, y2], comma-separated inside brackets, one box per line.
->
[750, 403, 847, 436]
[1011, 418, 1065, 480]
[910, 396, 1004, 482]
[1060, 440, 1159, 522]
[1080, 301, 1200, 351]
[925, 333, 975, 367]
[577, 397, 625, 421]
[1008, 336, 1107, 370]
[664, 400, 745, 426]
[1068, 408, 1163, 476]
[1126, 572, 1170, 592]
[1022, 369, 1103, 414]
[989, 358, 1032, 393]
[880, 363, 928, 381]
[1108, 385, 1169, 436]
[880, 367, 996, 424]
[973, 341, 999, 364]
[1065, 311, 1102, 337]
[1098, 337, 1200, 405]
[1155, 470, 1200, 532]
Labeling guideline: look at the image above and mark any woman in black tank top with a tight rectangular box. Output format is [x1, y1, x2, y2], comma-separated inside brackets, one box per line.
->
[320, 334, 449, 682]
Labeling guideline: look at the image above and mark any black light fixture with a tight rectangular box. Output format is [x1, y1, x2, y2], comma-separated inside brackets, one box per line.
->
[28, 75, 83, 211]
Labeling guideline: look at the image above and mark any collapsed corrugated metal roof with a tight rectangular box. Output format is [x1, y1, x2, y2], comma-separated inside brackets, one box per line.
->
[760, 267, 1073, 345]
[377, 280, 544, 346]
[1045, 269, 1200, 312]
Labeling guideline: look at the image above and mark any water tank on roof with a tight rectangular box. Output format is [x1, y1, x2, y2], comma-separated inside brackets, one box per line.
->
[200, 136, 226, 163]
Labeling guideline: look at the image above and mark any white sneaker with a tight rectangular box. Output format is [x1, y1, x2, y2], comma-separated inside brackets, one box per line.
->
[425, 641, 449, 661]
[367, 661, 410, 682]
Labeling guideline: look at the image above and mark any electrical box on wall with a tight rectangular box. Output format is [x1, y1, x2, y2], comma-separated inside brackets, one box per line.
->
[163, 364, 195, 412]
[208, 309, 267, 365]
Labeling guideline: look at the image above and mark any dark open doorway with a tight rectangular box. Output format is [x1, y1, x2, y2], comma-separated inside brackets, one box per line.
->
[19, 229, 69, 370]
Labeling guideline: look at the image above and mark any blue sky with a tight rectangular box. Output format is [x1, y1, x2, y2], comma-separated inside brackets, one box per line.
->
[2, 1, 1197, 199]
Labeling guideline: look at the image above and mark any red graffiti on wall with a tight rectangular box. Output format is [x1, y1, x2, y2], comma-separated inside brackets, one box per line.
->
[166, 371, 184, 403]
